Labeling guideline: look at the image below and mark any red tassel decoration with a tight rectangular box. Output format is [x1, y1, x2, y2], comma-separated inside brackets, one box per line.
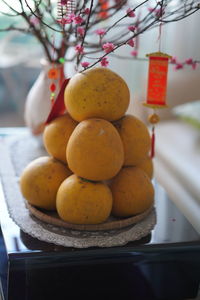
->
[45, 78, 70, 124]
[150, 126, 155, 158]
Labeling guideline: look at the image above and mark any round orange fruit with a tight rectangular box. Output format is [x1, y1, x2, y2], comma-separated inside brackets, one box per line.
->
[43, 114, 78, 163]
[20, 156, 72, 210]
[64, 67, 130, 122]
[113, 114, 151, 166]
[110, 167, 154, 217]
[56, 174, 113, 224]
[66, 118, 124, 181]
[137, 156, 154, 179]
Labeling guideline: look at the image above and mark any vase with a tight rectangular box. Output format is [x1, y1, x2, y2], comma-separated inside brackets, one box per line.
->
[24, 58, 65, 135]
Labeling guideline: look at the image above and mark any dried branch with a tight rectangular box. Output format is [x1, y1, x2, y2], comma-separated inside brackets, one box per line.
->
[0, 25, 31, 33]
[0, 0, 199, 68]
[103, 0, 149, 36]
[76, 0, 94, 66]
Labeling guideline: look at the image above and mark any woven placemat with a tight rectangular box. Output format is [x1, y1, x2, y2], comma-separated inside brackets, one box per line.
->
[0, 133, 156, 248]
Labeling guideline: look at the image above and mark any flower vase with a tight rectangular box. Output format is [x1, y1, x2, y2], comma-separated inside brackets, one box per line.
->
[24, 58, 65, 135]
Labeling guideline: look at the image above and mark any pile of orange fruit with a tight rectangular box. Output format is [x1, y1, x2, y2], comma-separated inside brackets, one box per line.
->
[20, 67, 154, 225]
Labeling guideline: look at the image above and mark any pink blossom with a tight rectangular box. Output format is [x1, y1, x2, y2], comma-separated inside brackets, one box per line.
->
[130, 50, 138, 57]
[62, 13, 75, 24]
[81, 61, 90, 68]
[127, 39, 135, 47]
[128, 25, 136, 32]
[127, 8, 135, 17]
[74, 15, 84, 24]
[77, 27, 85, 36]
[148, 7, 154, 13]
[84, 8, 90, 15]
[69, 13, 75, 19]
[58, 18, 72, 25]
[102, 42, 115, 53]
[174, 63, 183, 70]
[170, 57, 177, 64]
[75, 45, 84, 54]
[148, 7, 164, 17]
[185, 58, 193, 65]
[100, 57, 109, 67]
[95, 28, 106, 36]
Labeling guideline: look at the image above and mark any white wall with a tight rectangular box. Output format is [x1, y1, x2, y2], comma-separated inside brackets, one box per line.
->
[109, 10, 200, 123]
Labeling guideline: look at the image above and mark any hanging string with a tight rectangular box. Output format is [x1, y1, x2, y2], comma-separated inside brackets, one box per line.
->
[150, 125, 155, 158]
[56, 1, 68, 89]
[134, 11, 141, 57]
[158, 1, 164, 52]
[158, 21, 162, 52]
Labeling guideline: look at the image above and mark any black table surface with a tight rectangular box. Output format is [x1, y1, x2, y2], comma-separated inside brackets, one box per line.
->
[0, 128, 200, 300]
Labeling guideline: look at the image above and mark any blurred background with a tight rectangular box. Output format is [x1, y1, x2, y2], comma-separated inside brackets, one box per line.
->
[0, 1, 200, 128]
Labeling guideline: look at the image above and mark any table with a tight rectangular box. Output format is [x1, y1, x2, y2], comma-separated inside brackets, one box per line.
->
[154, 120, 200, 234]
[0, 128, 200, 300]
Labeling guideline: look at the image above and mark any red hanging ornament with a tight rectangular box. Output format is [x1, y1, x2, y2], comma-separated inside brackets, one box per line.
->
[50, 83, 56, 92]
[144, 51, 171, 109]
[48, 68, 59, 80]
[148, 113, 160, 158]
[48, 61, 65, 107]
[48, 67, 57, 106]
[144, 52, 171, 158]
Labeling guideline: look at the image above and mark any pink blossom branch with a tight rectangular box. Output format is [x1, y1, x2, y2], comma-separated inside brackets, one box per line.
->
[23, 0, 63, 33]
[80, 17, 158, 72]
[161, 6, 200, 23]
[111, 53, 200, 70]
[1, 0, 200, 67]
[89, 0, 128, 27]
[21, 11, 52, 61]
[103, 0, 149, 36]
[0, 25, 31, 33]
[76, 0, 94, 66]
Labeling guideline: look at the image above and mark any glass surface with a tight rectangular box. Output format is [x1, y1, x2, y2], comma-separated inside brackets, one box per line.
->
[0, 128, 199, 257]
[1, 128, 200, 300]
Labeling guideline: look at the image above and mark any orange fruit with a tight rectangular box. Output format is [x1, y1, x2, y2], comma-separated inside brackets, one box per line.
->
[20, 156, 72, 210]
[137, 157, 154, 179]
[43, 114, 78, 163]
[64, 67, 130, 122]
[66, 118, 124, 181]
[56, 174, 113, 224]
[113, 114, 151, 166]
[110, 167, 154, 217]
